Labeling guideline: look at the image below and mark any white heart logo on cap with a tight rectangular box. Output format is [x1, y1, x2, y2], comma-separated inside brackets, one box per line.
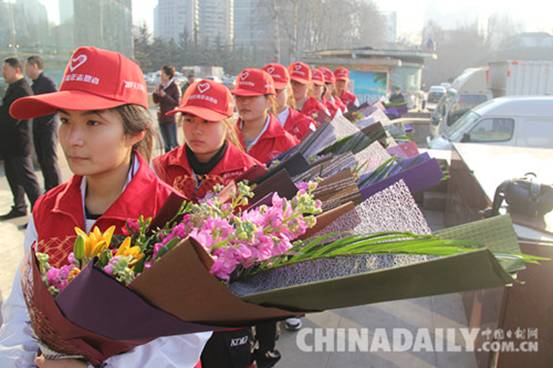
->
[240, 72, 250, 81]
[267, 67, 275, 74]
[294, 64, 303, 71]
[197, 82, 210, 94]
[69, 54, 88, 72]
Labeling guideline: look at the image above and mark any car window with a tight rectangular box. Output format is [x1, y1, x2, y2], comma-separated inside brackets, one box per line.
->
[516, 118, 553, 148]
[469, 118, 514, 142]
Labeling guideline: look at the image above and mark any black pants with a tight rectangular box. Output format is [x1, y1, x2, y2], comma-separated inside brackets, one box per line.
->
[201, 329, 252, 368]
[159, 123, 178, 153]
[3, 154, 41, 212]
[255, 322, 277, 353]
[33, 125, 61, 191]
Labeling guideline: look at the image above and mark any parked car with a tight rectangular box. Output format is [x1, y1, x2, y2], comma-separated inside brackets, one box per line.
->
[428, 96, 553, 150]
[426, 85, 447, 111]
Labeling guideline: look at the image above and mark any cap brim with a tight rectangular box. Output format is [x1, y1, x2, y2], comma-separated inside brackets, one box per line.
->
[312, 80, 324, 86]
[273, 81, 288, 89]
[290, 76, 310, 85]
[10, 90, 128, 120]
[335, 76, 349, 81]
[231, 88, 265, 96]
[166, 106, 230, 122]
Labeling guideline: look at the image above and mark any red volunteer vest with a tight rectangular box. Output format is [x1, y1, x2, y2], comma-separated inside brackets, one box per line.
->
[32, 154, 173, 267]
[237, 114, 299, 165]
[153, 142, 262, 201]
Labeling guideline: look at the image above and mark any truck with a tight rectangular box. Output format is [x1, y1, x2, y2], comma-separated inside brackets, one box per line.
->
[431, 61, 553, 136]
[488, 60, 553, 97]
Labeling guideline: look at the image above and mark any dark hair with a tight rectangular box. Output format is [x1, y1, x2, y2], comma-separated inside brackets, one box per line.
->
[26, 55, 44, 69]
[111, 104, 158, 162]
[4, 57, 22, 70]
[161, 65, 176, 79]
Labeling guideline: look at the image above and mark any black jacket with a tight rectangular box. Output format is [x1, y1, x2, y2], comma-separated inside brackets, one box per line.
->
[152, 80, 180, 125]
[0, 78, 33, 156]
[31, 73, 57, 130]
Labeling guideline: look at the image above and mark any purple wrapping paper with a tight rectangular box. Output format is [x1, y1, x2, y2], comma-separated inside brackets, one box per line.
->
[360, 155, 442, 199]
[387, 141, 420, 159]
[55, 261, 220, 341]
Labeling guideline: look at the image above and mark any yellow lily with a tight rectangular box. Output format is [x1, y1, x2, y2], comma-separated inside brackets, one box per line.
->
[74, 225, 116, 259]
[115, 237, 144, 266]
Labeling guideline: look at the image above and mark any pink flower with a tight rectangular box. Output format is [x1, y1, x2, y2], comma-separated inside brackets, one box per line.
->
[46, 268, 60, 286]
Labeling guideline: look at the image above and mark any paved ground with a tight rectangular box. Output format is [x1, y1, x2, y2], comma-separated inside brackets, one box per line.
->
[0, 124, 478, 367]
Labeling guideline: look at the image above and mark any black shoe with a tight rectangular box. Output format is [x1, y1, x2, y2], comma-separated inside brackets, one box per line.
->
[254, 349, 281, 368]
[18, 223, 28, 230]
[0, 207, 27, 220]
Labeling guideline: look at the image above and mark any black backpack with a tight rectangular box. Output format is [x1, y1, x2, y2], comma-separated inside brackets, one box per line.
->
[491, 173, 553, 218]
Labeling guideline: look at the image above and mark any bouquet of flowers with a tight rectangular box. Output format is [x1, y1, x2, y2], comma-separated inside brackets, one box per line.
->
[25, 179, 546, 364]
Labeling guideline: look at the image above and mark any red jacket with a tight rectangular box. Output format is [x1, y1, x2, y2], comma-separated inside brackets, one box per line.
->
[339, 90, 359, 110]
[283, 108, 317, 141]
[32, 154, 173, 267]
[153, 142, 262, 201]
[300, 97, 330, 125]
[323, 97, 340, 118]
[237, 114, 299, 165]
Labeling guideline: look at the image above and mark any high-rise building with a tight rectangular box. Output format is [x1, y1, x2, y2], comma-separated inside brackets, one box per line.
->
[233, 0, 282, 63]
[381, 12, 398, 45]
[198, 0, 233, 47]
[72, 0, 133, 57]
[154, 0, 198, 42]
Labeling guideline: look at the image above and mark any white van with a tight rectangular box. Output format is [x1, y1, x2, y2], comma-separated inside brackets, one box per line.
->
[428, 96, 553, 150]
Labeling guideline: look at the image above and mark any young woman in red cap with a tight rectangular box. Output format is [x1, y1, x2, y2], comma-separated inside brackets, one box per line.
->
[334, 66, 360, 110]
[0, 46, 211, 368]
[319, 66, 347, 116]
[262, 63, 316, 141]
[289, 62, 331, 125]
[232, 68, 298, 165]
[153, 79, 263, 202]
[153, 79, 261, 368]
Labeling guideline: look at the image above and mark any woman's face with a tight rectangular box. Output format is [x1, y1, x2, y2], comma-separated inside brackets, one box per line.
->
[160, 70, 170, 83]
[313, 84, 324, 100]
[58, 109, 143, 177]
[275, 87, 288, 112]
[325, 83, 334, 97]
[182, 114, 226, 155]
[335, 80, 347, 94]
[291, 80, 308, 102]
[235, 95, 270, 123]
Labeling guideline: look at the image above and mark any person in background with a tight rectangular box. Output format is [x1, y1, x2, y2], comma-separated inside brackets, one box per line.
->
[181, 72, 196, 97]
[289, 62, 330, 125]
[262, 63, 316, 141]
[389, 85, 406, 105]
[319, 66, 346, 116]
[232, 68, 298, 165]
[153, 64, 180, 153]
[25, 55, 62, 191]
[0, 57, 41, 220]
[334, 66, 360, 110]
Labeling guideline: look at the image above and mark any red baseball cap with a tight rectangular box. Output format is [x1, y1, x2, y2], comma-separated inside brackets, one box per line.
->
[288, 62, 311, 84]
[319, 67, 336, 84]
[10, 46, 148, 120]
[262, 63, 290, 90]
[167, 79, 233, 121]
[231, 68, 275, 96]
[311, 68, 325, 86]
[334, 66, 350, 81]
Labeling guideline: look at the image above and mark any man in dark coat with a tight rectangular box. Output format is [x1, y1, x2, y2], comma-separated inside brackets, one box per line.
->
[25, 55, 61, 191]
[0, 57, 41, 219]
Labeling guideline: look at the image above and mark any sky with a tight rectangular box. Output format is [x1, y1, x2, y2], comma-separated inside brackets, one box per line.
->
[41, 0, 553, 42]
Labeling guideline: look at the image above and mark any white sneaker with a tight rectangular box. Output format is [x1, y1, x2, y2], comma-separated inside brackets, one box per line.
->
[284, 317, 302, 331]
